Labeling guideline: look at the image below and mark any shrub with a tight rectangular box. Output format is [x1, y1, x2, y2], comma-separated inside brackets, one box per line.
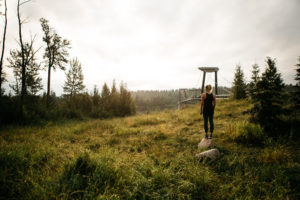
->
[0, 96, 20, 125]
[233, 122, 265, 146]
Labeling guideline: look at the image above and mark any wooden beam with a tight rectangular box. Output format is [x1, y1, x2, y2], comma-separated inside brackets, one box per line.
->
[215, 71, 218, 95]
[201, 71, 206, 93]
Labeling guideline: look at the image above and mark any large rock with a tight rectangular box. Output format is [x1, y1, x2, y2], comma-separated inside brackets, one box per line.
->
[198, 138, 214, 149]
[195, 148, 220, 160]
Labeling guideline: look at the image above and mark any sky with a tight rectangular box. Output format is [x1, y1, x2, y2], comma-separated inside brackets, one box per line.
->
[1, 0, 300, 95]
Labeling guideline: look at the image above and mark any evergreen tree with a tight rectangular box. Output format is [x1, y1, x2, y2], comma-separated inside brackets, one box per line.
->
[110, 80, 120, 115]
[251, 57, 284, 135]
[7, 42, 43, 95]
[248, 63, 260, 99]
[232, 64, 247, 99]
[296, 57, 300, 86]
[119, 82, 136, 116]
[293, 56, 300, 111]
[63, 58, 85, 96]
[92, 85, 101, 107]
[251, 63, 260, 83]
[101, 83, 110, 112]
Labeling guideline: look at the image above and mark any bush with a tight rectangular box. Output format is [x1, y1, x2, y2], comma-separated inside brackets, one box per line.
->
[233, 122, 265, 146]
[0, 96, 20, 126]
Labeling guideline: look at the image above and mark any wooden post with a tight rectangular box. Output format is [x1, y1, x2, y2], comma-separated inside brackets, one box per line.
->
[201, 71, 206, 93]
[178, 89, 181, 109]
[215, 71, 218, 95]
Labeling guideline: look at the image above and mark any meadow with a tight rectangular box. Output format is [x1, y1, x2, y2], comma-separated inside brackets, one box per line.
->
[0, 99, 298, 199]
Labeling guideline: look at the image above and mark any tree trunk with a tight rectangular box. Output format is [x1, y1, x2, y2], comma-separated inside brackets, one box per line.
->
[0, 0, 8, 97]
[17, 0, 26, 117]
[47, 65, 51, 107]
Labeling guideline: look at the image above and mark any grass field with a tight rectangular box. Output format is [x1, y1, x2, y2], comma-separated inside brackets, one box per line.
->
[0, 99, 299, 199]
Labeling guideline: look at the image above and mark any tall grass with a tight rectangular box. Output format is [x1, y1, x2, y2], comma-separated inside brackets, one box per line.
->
[0, 99, 298, 199]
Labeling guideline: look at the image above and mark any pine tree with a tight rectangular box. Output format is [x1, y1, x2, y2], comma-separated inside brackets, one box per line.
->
[296, 57, 300, 86]
[101, 83, 110, 112]
[232, 64, 247, 99]
[92, 85, 101, 107]
[248, 63, 260, 99]
[63, 58, 85, 96]
[119, 82, 136, 116]
[251, 57, 284, 135]
[251, 63, 260, 83]
[293, 56, 300, 111]
[110, 80, 120, 115]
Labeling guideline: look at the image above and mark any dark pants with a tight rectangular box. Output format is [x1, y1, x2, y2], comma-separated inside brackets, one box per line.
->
[203, 112, 214, 133]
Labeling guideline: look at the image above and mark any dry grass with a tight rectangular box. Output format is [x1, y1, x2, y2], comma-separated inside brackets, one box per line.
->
[0, 99, 298, 199]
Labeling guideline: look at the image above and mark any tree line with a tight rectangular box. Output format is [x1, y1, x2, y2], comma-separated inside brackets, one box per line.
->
[232, 57, 300, 138]
[132, 86, 231, 112]
[0, 0, 135, 125]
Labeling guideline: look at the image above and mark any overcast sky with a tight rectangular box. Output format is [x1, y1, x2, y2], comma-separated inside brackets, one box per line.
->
[1, 0, 300, 95]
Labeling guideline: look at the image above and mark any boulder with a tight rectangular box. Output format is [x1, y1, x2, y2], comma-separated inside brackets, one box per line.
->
[195, 148, 220, 160]
[198, 138, 214, 149]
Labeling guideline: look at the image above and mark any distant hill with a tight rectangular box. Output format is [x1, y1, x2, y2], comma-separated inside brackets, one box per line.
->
[131, 86, 231, 112]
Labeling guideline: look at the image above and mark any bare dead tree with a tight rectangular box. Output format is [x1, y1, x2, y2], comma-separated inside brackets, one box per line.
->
[0, 0, 8, 96]
[17, 0, 31, 117]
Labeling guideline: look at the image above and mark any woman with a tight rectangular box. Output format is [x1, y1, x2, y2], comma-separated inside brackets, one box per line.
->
[200, 85, 216, 139]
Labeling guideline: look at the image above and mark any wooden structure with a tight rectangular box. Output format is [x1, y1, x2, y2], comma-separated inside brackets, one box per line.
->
[177, 67, 230, 109]
[198, 67, 219, 95]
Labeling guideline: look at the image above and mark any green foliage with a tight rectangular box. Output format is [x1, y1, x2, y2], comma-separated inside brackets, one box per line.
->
[209, 149, 295, 199]
[63, 58, 85, 96]
[40, 18, 71, 106]
[40, 18, 70, 71]
[101, 82, 111, 112]
[250, 57, 285, 136]
[295, 57, 300, 86]
[0, 100, 298, 199]
[119, 82, 136, 116]
[63, 93, 92, 118]
[0, 80, 136, 125]
[132, 90, 179, 111]
[248, 63, 260, 99]
[0, 96, 20, 125]
[232, 64, 247, 99]
[0, 149, 32, 199]
[7, 40, 43, 95]
[231, 122, 265, 146]
[90, 81, 135, 118]
[292, 56, 300, 112]
[109, 80, 120, 115]
[59, 153, 117, 199]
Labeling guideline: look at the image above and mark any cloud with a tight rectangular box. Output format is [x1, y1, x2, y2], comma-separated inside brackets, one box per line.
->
[1, 0, 300, 95]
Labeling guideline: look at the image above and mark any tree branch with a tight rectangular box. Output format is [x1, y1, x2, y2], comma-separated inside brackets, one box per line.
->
[19, 0, 31, 6]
